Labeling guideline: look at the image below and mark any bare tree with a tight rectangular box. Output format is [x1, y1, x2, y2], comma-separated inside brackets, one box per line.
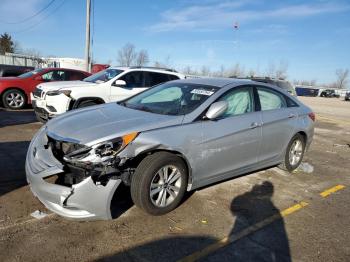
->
[117, 43, 137, 66]
[228, 63, 244, 77]
[136, 49, 149, 66]
[248, 68, 256, 77]
[275, 60, 289, 79]
[200, 65, 211, 76]
[153, 61, 163, 67]
[266, 62, 276, 78]
[153, 55, 172, 68]
[335, 69, 349, 89]
[217, 65, 225, 77]
[182, 66, 195, 75]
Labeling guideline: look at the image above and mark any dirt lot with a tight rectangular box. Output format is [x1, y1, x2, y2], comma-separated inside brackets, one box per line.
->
[0, 97, 349, 262]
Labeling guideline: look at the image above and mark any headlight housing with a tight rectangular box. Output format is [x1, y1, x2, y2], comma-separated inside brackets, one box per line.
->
[94, 132, 139, 157]
[46, 90, 71, 97]
[63, 132, 139, 164]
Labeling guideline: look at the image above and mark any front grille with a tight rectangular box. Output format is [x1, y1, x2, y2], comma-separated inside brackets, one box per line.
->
[32, 88, 43, 98]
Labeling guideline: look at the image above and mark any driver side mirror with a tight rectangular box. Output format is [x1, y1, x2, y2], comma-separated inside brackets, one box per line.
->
[205, 101, 228, 120]
[113, 80, 127, 87]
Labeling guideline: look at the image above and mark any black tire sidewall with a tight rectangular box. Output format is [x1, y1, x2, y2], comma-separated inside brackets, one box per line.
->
[2, 89, 27, 110]
[131, 153, 188, 215]
[77, 100, 97, 108]
[284, 134, 305, 171]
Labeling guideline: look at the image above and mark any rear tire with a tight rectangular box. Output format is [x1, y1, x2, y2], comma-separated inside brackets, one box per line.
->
[2, 89, 27, 110]
[278, 133, 305, 172]
[131, 152, 188, 215]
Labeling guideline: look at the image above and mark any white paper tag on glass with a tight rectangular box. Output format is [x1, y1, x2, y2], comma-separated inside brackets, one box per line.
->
[191, 89, 214, 96]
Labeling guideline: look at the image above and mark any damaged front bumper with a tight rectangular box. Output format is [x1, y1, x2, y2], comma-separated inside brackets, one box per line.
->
[25, 127, 121, 220]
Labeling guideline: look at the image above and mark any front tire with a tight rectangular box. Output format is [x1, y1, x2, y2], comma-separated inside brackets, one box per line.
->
[131, 152, 188, 215]
[2, 89, 27, 109]
[279, 134, 305, 172]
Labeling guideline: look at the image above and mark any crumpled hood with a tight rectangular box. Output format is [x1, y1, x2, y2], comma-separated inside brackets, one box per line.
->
[37, 80, 96, 92]
[46, 103, 184, 146]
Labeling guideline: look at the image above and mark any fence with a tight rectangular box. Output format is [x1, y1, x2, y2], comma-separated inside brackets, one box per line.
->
[0, 54, 43, 67]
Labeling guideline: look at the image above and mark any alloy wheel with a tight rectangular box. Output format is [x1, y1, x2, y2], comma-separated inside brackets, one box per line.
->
[149, 165, 182, 207]
[289, 139, 303, 166]
[6, 91, 25, 108]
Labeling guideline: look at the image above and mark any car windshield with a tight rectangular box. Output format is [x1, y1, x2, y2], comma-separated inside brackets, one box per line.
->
[120, 82, 219, 116]
[83, 69, 123, 83]
[17, 68, 45, 78]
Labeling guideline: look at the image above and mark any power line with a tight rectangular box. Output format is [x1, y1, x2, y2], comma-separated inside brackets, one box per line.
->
[0, 0, 56, 24]
[10, 0, 66, 34]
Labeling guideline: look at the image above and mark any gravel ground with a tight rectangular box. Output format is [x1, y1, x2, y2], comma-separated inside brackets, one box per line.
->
[0, 97, 349, 262]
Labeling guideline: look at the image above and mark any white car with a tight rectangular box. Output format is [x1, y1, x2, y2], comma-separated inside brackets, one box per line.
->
[31, 66, 185, 122]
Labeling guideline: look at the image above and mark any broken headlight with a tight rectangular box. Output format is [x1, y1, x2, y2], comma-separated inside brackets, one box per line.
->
[63, 132, 139, 164]
[94, 132, 139, 157]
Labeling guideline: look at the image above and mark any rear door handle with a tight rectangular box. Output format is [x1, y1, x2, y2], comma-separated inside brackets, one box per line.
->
[288, 113, 296, 118]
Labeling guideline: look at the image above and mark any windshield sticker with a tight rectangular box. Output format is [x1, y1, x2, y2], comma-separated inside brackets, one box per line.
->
[191, 89, 214, 96]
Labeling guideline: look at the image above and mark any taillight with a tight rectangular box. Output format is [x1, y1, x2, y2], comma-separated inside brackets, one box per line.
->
[308, 112, 315, 121]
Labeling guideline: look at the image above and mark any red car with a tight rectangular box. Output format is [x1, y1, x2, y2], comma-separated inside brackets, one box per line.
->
[0, 68, 91, 109]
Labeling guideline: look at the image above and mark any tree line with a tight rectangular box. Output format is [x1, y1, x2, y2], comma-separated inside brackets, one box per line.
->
[1, 33, 348, 89]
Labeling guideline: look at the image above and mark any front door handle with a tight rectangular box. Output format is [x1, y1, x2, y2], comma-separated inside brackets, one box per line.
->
[250, 122, 259, 129]
[288, 113, 296, 118]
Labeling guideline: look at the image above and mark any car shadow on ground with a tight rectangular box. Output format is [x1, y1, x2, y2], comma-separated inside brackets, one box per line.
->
[110, 184, 134, 219]
[97, 181, 291, 262]
[0, 141, 30, 197]
[0, 108, 37, 128]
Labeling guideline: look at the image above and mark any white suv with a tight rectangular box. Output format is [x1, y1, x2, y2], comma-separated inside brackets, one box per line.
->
[31, 66, 185, 122]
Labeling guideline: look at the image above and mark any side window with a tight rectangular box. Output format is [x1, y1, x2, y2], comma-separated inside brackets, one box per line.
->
[168, 74, 180, 81]
[68, 71, 86, 80]
[41, 71, 53, 81]
[145, 72, 173, 87]
[285, 96, 299, 107]
[42, 70, 67, 81]
[217, 86, 254, 118]
[257, 87, 287, 111]
[119, 71, 144, 88]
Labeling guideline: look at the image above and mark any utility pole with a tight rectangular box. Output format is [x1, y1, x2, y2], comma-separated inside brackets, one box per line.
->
[84, 0, 91, 72]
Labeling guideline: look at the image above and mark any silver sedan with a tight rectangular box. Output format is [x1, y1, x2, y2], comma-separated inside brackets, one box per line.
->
[26, 78, 314, 220]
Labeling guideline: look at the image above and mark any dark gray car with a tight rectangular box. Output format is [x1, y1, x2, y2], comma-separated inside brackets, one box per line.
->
[26, 78, 315, 220]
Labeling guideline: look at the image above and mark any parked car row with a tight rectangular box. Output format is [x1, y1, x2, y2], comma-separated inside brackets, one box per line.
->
[31, 66, 184, 122]
[0, 67, 90, 109]
[320, 89, 340, 98]
[25, 75, 315, 220]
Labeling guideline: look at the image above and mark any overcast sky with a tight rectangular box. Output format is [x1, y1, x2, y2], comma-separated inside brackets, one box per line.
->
[0, 0, 349, 83]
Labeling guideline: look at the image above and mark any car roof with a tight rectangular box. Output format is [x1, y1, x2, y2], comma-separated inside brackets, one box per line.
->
[42, 67, 90, 74]
[109, 66, 180, 74]
[175, 77, 254, 88]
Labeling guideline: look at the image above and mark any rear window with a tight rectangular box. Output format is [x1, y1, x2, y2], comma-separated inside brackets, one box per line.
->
[18, 68, 45, 78]
[144, 72, 178, 87]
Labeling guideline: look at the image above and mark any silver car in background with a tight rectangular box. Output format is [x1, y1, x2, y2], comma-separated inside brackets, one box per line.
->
[26, 78, 315, 220]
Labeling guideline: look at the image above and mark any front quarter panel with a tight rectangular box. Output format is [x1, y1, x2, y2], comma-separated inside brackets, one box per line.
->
[118, 122, 203, 190]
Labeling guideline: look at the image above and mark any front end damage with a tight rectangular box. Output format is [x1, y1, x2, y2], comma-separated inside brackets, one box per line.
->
[25, 127, 136, 220]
